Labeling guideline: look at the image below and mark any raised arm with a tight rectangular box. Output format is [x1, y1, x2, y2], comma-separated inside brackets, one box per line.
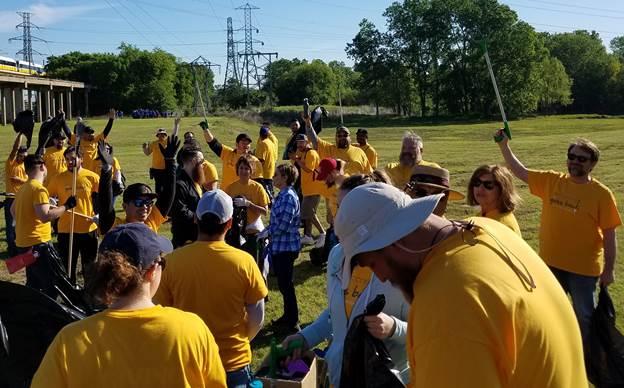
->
[201, 122, 224, 158]
[8, 133, 22, 161]
[101, 109, 116, 138]
[304, 114, 319, 150]
[495, 129, 528, 184]
[172, 116, 181, 137]
[156, 135, 180, 217]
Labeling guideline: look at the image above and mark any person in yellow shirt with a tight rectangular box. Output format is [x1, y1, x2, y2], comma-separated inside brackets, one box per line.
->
[155, 190, 268, 387]
[355, 128, 378, 169]
[200, 122, 263, 189]
[225, 155, 269, 257]
[496, 132, 621, 354]
[47, 147, 100, 284]
[142, 120, 178, 194]
[202, 159, 219, 191]
[314, 158, 348, 223]
[98, 136, 180, 235]
[42, 131, 67, 185]
[385, 131, 440, 189]
[466, 164, 521, 236]
[69, 109, 116, 174]
[255, 124, 278, 204]
[292, 134, 326, 247]
[32, 222, 227, 388]
[305, 117, 372, 176]
[334, 183, 587, 388]
[11, 154, 76, 298]
[4, 133, 28, 257]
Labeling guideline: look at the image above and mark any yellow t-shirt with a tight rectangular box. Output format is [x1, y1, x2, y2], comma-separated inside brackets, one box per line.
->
[31, 305, 227, 388]
[155, 241, 268, 372]
[385, 159, 441, 189]
[202, 160, 219, 189]
[92, 156, 122, 177]
[225, 180, 269, 225]
[296, 148, 325, 197]
[14, 179, 52, 247]
[219, 146, 263, 189]
[149, 139, 168, 170]
[355, 143, 378, 169]
[5, 158, 27, 194]
[316, 138, 372, 175]
[319, 183, 339, 218]
[255, 138, 276, 179]
[528, 170, 622, 276]
[70, 134, 105, 173]
[344, 265, 373, 320]
[43, 146, 67, 185]
[407, 217, 586, 388]
[47, 168, 99, 234]
[481, 210, 522, 237]
[113, 206, 166, 234]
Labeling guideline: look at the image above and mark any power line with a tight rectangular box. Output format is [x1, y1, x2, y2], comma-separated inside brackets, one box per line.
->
[506, 2, 624, 20]
[103, 0, 156, 45]
[9, 12, 46, 70]
[513, 0, 624, 15]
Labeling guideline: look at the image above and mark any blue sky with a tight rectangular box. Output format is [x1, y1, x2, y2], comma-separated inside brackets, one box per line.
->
[1, 0, 623, 84]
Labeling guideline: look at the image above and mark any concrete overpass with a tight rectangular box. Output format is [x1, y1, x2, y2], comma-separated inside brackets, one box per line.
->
[0, 72, 87, 125]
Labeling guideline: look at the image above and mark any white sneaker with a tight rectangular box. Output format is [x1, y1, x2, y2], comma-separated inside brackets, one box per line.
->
[314, 233, 326, 249]
[301, 235, 315, 245]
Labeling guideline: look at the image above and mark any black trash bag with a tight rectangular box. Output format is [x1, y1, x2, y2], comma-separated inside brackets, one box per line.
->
[37, 113, 65, 151]
[0, 281, 85, 388]
[12, 110, 35, 149]
[282, 105, 327, 160]
[309, 226, 338, 267]
[225, 198, 248, 249]
[340, 294, 405, 388]
[586, 285, 624, 388]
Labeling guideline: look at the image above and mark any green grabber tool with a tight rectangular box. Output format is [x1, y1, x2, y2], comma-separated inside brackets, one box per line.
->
[481, 40, 512, 142]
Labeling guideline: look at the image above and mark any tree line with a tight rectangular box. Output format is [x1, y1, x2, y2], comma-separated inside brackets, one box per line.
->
[45, 0, 624, 117]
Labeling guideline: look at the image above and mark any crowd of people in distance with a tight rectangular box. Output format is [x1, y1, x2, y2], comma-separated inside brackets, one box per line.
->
[2, 107, 620, 388]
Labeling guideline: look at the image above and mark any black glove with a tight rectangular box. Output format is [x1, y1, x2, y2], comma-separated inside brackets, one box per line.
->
[64, 195, 77, 210]
[96, 140, 113, 170]
[160, 134, 180, 160]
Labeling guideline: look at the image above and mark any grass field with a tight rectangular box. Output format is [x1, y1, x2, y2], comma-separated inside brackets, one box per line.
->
[1, 113, 623, 372]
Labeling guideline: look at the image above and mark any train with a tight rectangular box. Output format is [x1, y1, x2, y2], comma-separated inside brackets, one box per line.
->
[0, 56, 45, 75]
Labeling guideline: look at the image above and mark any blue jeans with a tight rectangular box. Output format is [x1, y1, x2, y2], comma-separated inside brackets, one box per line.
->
[226, 365, 252, 388]
[549, 266, 597, 349]
[3, 198, 17, 257]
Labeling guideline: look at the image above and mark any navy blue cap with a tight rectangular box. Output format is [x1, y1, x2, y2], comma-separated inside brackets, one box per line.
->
[259, 126, 269, 136]
[99, 223, 173, 269]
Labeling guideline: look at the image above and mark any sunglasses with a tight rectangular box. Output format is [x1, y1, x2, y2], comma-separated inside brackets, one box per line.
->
[131, 198, 155, 208]
[472, 179, 497, 190]
[567, 153, 589, 163]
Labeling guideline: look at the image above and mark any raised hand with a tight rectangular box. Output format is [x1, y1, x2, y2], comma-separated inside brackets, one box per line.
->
[160, 134, 180, 159]
[96, 140, 113, 170]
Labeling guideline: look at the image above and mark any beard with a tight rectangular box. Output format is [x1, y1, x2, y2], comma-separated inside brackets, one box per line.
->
[399, 152, 416, 167]
[568, 163, 588, 177]
[385, 255, 418, 302]
[337, 139, 349, 149]
[192, 162, 206, 186]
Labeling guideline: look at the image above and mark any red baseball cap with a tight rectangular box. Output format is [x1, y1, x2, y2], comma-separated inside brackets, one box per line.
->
[315, 158, 338, 181]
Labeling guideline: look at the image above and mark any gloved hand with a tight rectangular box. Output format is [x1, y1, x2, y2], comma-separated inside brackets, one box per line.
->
[160, 134, 180, 160]
[64, 195, 77, 210]
[233, 197, 250, 207]
[199, 120, 209, 130]
[96, 140, 113, 171]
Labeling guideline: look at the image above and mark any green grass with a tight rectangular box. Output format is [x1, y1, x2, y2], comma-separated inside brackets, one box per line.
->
[1, 113, 623, 372]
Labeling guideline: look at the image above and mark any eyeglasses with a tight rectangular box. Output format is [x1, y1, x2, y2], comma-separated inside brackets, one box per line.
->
[471, 179, 497, 190]
[567, 153, 589, 163]
[131, 198, 155, 208]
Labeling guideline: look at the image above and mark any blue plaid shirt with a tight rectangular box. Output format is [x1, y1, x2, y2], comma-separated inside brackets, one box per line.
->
[268, 185, 301, 253]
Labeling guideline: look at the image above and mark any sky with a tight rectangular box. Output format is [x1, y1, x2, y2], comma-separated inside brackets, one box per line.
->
[1, 0, 623, 85]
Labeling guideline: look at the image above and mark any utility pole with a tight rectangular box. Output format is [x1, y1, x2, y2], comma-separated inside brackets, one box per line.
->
[9, 12, 46, 74]
[223, 17, 240, 89]
[190, 56, 221, 115]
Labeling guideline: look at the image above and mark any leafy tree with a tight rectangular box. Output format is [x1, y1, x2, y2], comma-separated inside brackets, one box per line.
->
[536, 56, 573, 113]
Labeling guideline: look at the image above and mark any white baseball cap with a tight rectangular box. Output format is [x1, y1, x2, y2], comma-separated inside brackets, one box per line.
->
[196, 189, 233, 223]
[334, 182, 442, 289]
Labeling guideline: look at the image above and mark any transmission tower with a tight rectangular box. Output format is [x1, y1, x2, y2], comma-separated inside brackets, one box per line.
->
[235, 3, 279, 106]
[223, 17, 240, 88]
[9, 12, 46, 74]
[190, 56, 221, 116]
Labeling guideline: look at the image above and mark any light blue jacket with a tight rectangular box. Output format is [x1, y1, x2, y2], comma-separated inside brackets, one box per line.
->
[300, 244, 410, 387]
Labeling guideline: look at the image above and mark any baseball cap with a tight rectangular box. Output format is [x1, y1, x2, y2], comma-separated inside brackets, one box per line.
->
[295, 134, 308, 142]
[196, 189, 233, 223]
[410, 165, 465, 201]
[259, 126, 269, 136]
[334, 182, 442, 288]
[123, 183, 158, 203]
[315, 158, 338, 181]
[155, 128, 167, 136]
[236, 133, 252, 143]
[336, 125, 350, 135]
[99, 223, 173, 269]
